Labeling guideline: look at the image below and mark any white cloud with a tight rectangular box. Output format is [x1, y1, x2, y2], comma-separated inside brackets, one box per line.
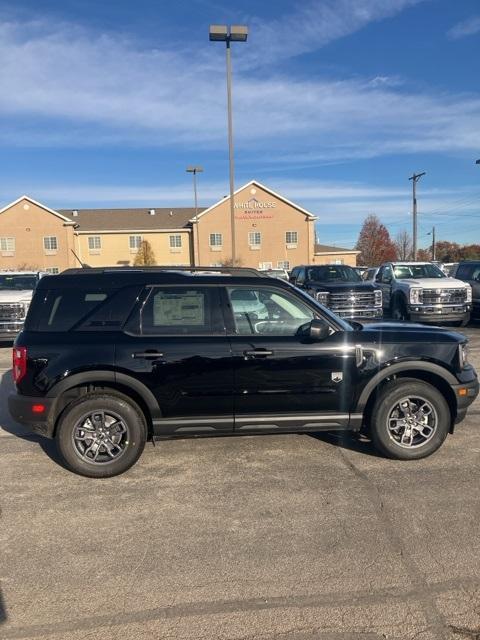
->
[447, 15, 480, 40]
[242, 0, 425, 67]
[0, 7, 478, 162]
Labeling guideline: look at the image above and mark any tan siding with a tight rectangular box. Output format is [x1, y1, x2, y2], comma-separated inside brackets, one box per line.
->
[0, 199, 76, 271]
[77, 231, 192, 266]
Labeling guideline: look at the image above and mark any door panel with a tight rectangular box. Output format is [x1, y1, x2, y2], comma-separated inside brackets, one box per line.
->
[115, 286, 234, 435]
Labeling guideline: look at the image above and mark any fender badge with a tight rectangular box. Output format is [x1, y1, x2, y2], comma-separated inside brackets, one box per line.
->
[331, 372, 343, 383]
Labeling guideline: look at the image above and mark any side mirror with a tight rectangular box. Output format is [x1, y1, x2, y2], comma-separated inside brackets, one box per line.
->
[307, 318, 330, 341]
[383, 276, 392, 284]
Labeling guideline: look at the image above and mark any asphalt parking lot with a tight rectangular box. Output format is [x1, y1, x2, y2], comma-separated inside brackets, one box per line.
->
[1, 326, 479, 640]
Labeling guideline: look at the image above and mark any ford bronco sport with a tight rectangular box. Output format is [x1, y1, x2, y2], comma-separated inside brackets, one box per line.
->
[8, 267, 478, 477]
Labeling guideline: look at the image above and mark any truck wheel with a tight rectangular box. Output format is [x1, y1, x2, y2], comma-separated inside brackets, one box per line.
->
[391, 297, 409, 321]
[369, 379, 450, 460]
[56, 394, 146, 478]
[456, 313, 470, 328]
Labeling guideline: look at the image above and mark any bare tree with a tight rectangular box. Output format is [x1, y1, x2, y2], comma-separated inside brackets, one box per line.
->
[394, 230, 412, 260]
[133, 240, 156, 266]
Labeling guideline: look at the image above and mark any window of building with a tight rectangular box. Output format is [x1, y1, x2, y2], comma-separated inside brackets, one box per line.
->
[259, 262, 273, 270]
[277, 260, 290, 270]
[0, 237, 15, 255]
[248, 231, 261, 249]
[88, 236, 102, 253]
[332, 259, 344, 265]
[43, 236, 58, 253]
[209, 233, 223, 250]
[285, 231, 298, 247]
[129, 235, 142, 252]
[45, 267, 59, 274]
[169, 235, 182, 249]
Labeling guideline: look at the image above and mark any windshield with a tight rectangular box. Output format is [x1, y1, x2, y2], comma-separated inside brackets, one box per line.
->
[393, 264, 446, 280]
[307, 265, 362, 283]
[0, 274, 38, 290]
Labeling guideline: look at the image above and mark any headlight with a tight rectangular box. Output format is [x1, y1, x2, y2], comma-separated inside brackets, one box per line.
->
[374, 289, 382, 306]
[459, 343, 468, 368]
[410, 288, 423, 304]
[315, 291, 329, 305]
[466, 286, 472, 303]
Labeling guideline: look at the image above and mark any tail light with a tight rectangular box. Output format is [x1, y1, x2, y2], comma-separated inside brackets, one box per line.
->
[12, 347, 27, 383]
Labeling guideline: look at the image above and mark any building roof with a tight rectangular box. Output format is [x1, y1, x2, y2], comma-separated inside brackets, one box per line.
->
[57, 207, 205, 232]
[0, 195, 76, 225]
[314, 243, 360, 254]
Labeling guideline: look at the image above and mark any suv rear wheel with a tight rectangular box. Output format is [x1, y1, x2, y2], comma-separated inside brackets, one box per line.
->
[56, 394, 146, 478]
[370, 379, 450, 459]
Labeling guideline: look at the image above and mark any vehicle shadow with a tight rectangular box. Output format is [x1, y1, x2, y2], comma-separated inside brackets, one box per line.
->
[0, 369, 65, 468]
[308, 430, 383, 458]
[0, 585, 7, 625]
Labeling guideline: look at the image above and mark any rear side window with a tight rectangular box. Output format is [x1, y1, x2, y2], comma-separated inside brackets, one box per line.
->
[127, 286, 225, 335]
[456, 264, 478, 280]
[30, 288, 118, 331]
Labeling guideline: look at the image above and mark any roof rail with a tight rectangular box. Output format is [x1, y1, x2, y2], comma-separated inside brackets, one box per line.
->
[60, 266, 263, 277]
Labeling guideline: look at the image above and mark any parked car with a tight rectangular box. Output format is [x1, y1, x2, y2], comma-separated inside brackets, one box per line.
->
[451, 261, 480, 317]
[289, 264, 383, 320]
[259, 268, 289, 281]
[375, 261, 471, 325]
[362, 267, 380, 282]
[0, 271, 48, 341]
[9, 266, 478, 477]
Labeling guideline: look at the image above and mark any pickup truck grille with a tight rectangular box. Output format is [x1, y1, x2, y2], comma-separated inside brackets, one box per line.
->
[329, 291, 376, 309]
[422, 288, 466, 304]
[0, 303, 25, 321]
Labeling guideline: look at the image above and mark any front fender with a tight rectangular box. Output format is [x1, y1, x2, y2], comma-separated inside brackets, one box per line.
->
[355, 360, 458, 412]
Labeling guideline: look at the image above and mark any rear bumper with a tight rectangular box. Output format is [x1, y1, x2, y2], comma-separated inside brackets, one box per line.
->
[8, 393, 56, 438]
[408, 304, 470, 323]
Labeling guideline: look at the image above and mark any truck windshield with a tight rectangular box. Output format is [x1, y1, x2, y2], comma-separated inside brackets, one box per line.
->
[393, 264, 446, 279]
[0, 275, 38, 290]
[306, 265, 362, 282]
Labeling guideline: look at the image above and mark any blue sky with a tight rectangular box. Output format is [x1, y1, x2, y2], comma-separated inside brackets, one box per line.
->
[0, 0, 479, 249]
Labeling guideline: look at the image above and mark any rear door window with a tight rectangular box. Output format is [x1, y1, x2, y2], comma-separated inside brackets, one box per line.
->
[126, 286, 225, 335]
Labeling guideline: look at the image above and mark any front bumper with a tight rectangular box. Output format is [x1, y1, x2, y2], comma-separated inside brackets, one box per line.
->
[330, 307, 383, 320]
[451, 370, 479, 424]
[0, 321, 24, 340]
[8, 393, 56, 438]
[408, 304, 470, 323]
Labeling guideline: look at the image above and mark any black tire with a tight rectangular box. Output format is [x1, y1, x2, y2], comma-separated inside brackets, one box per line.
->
[56, 393, 147, 478]
[456, 313, 470, 328]
[391, 296, 409, 321]
[369, 379, 450, 460]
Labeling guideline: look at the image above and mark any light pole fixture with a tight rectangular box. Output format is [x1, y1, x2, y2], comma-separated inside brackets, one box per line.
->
[209, 24, 248, 265]
[408, 171, 426, 261]
[186, 166, 203, 266]
[476, 159, 480, 164]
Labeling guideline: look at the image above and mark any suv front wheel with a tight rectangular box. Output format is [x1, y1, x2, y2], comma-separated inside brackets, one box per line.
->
[370, 379, 450, 459]
[56, 394, 147, 478]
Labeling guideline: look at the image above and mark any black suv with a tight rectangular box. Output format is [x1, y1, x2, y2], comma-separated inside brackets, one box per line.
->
[8, 267, 478, 478]
[289, 264, 383, 320]
[452, 261, 480, 318]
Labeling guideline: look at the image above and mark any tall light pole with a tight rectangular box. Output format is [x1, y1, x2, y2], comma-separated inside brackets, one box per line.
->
[209, 24, 248, 266]
[186, 166, 203, 266]
[409, 171, 426, 261]
[427, 226, 436, 261]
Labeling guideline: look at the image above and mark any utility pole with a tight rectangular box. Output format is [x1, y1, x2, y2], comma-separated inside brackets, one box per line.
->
[409, 171, 426, 261]
[431, 226, 436, 260]
[186, 166, 203, 265]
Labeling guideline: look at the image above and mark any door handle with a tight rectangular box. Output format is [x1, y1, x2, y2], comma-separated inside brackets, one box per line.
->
[132, 351, 164, 359]
[243, 349, 274, 358]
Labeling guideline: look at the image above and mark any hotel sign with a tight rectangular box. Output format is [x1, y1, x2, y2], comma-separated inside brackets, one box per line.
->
[234, 195, 276, 220]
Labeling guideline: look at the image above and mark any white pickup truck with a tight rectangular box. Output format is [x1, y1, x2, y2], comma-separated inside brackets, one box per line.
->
[375, 261, 472, 326]
[0, 271, 48, 340]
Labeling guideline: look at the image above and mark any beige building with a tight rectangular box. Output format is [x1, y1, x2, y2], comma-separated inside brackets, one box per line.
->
[0, 181, 357, 273]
